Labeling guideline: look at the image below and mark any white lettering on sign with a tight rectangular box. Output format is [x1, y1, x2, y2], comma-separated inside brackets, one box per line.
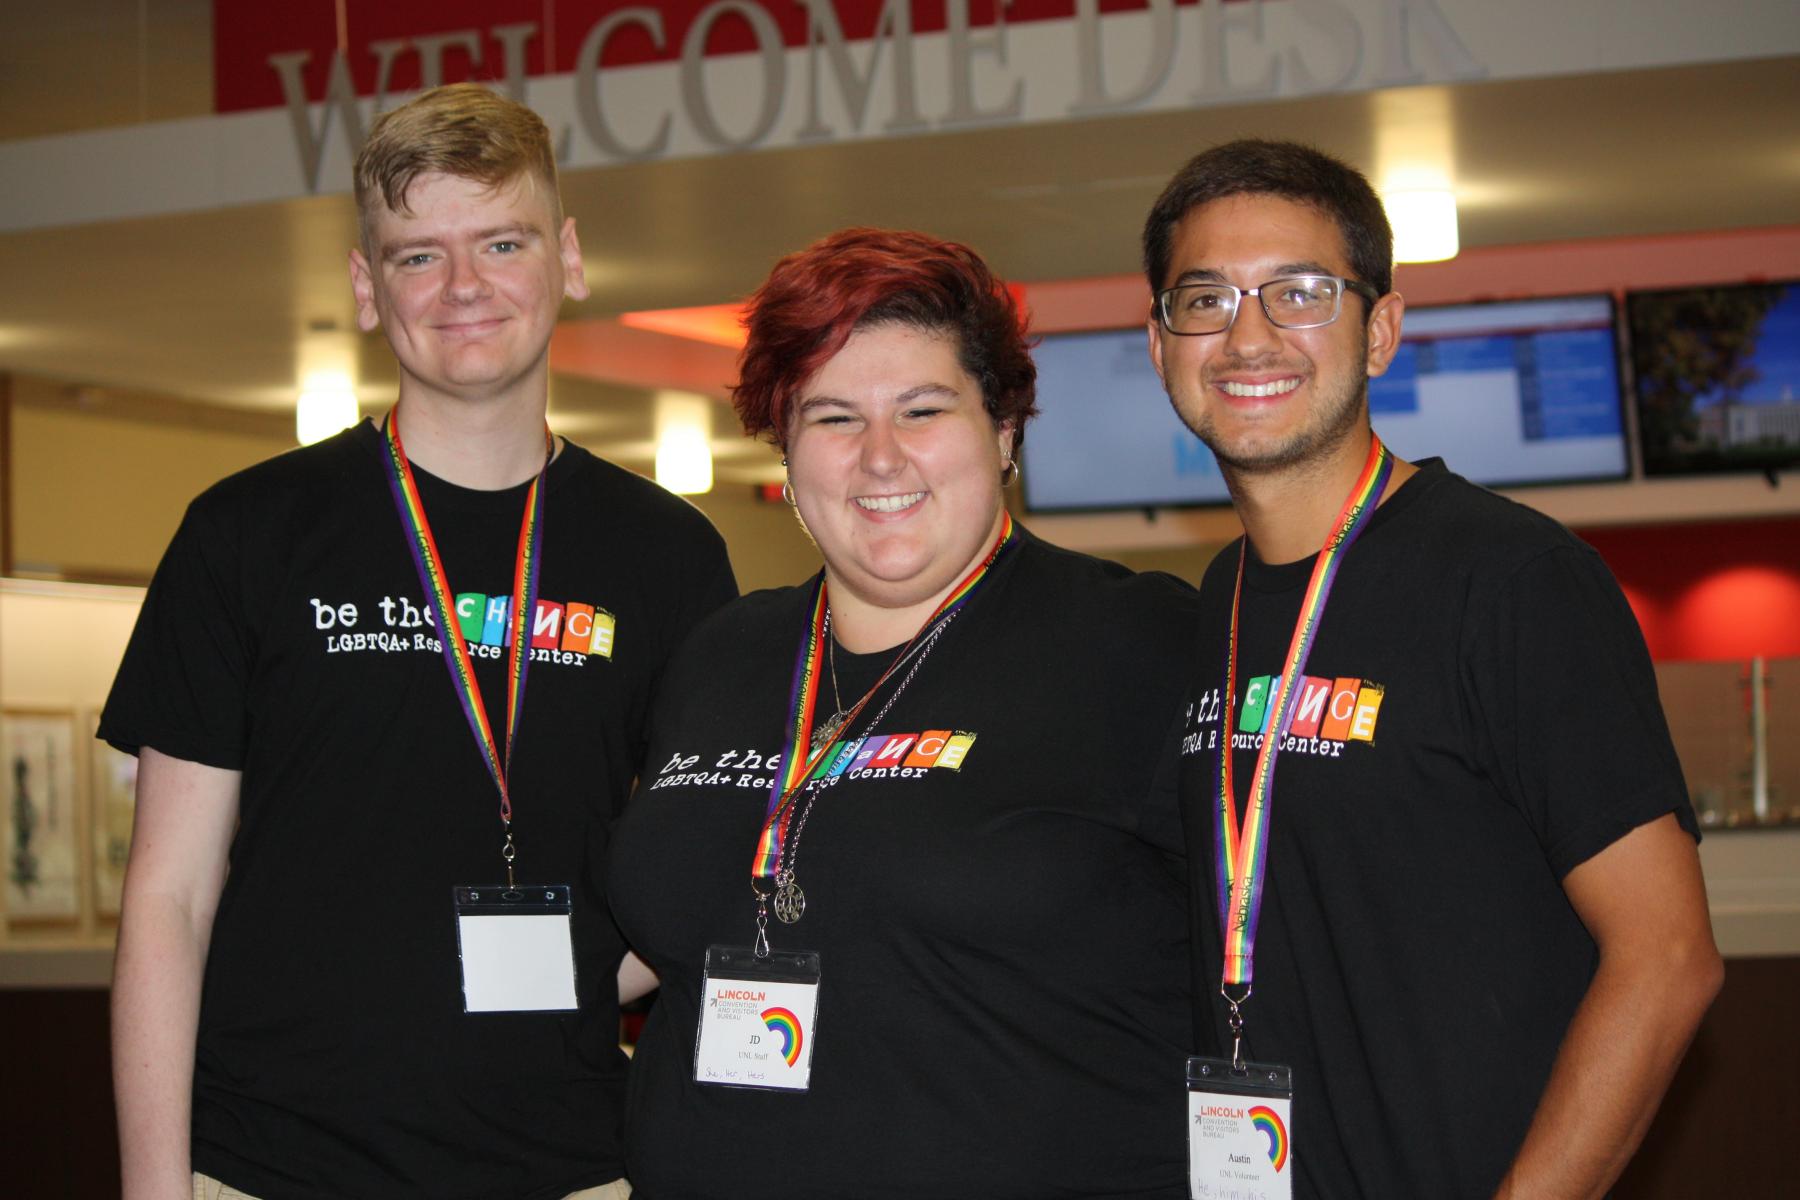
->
[251, 0, 1488, 187]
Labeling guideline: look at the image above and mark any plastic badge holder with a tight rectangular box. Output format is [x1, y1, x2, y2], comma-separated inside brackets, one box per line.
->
[1187, 1056, 1294, 1200]
[694, 945, 822, 1092]
[453, 884, 578, 1013]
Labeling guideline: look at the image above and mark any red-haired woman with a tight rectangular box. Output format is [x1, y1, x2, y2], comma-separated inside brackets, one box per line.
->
[609, 229, 1196, 1199]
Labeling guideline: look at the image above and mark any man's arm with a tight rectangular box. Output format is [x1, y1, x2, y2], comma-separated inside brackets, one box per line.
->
[1495, 812, 1722, 1199]
[112, 748, 240, 1200]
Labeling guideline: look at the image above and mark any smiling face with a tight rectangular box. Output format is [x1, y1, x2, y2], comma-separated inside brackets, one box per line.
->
[349, 170, 587, 409]
[786, 322, 1012, 622]
[1148, 192, 1401, 477]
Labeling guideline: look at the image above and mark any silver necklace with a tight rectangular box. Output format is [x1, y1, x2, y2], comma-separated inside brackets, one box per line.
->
[808, 612, 852, 759]
[773, 609, 958, 925]
[809, 607, 951, 758]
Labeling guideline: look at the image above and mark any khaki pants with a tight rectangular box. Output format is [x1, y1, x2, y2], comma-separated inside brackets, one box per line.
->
[195, 1172, 632, 1199]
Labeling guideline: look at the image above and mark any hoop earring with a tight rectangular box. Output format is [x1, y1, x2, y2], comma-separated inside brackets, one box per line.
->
[782, 478, 797, 506]
[999, 456, 1018, 487]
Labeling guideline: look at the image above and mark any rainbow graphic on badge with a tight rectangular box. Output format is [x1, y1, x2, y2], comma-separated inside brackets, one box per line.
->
[1248, 1105, 1288, 1172]
[760, 1006, 803, 1067]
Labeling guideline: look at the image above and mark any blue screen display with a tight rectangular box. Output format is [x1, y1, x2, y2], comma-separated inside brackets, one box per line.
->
[1023, 295, 1629, 512]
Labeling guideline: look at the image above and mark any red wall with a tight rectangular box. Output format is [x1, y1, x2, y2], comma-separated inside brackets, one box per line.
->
[1579, 518, 1800, 661]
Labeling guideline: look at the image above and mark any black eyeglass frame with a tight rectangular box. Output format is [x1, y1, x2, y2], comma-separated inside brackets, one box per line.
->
[1153, 274, 1383, 336]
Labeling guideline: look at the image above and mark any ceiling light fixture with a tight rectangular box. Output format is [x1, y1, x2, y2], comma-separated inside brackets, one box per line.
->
[1382, 189, 1460, 263]
[296, 371, 359, 445]
[654, 391, 714, 494]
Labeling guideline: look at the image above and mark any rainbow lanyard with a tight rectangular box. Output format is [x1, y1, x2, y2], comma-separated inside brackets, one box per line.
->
[1215, 435, 1392, 993]
[380, 410, 552, 874]
[751, 512, 1019, 883]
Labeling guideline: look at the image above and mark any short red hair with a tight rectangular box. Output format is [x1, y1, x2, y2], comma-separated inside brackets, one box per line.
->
[732, 228, 1037, 452]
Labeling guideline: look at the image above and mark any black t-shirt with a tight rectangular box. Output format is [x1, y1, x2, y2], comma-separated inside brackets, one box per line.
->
[1179, 461, 1695, 1199]
[609, 530, 1200, 1200]
[100, 420, 736, 1200]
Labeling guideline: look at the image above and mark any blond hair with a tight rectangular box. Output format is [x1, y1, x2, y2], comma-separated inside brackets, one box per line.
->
[353, 83, 561, 245]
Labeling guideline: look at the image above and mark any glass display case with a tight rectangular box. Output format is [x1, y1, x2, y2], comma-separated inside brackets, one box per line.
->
[1657, 656, 1798, 828]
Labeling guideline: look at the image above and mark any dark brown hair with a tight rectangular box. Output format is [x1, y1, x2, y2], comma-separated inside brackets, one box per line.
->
[1143, 139, 1393, 299]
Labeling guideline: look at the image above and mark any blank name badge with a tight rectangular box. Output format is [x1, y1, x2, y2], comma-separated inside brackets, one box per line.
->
[453, 885, 578, 1013]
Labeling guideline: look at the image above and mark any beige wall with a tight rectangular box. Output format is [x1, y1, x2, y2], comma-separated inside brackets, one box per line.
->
[8, 376, 294, 580]
[684, 483, 821, 596]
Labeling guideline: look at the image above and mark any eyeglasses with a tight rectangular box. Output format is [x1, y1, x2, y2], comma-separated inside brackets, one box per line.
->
[1154, 274, 1381, 336]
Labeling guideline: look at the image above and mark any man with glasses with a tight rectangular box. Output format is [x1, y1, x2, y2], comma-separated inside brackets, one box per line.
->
[1144, 139, 1719, 1198]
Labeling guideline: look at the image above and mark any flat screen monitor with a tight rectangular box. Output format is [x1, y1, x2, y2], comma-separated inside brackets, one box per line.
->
[1021, 293, 1631, 513]
[1627, 279, 1800, 478]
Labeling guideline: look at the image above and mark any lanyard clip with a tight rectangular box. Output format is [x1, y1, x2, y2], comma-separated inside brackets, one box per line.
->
[502, 828, 517, 888]
[751, 881, 773, 959]
[1220, 982, 1253, 1072]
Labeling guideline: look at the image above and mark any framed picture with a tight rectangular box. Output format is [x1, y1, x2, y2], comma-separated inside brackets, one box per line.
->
[3, 708, 83, 921]
[89, 714, 137, 917]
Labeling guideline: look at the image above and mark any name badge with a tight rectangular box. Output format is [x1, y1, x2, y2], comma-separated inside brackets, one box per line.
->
[453, 885, 579, 1013]
[1187, 1056, 1294, 1200]
[694, 945, 821, 1092]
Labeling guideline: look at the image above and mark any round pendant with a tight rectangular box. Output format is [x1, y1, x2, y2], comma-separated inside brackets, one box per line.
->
[809, 710, 849, 758]
[773, 880, 807, 924]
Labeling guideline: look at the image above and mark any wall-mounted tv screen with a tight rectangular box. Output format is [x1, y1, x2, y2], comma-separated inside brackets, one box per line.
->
[1367, 294, 1630, 488]
[1627, 280, 1800, 478]
[1021, 294, 1630, 513]
[1021, 326, 1229, 512]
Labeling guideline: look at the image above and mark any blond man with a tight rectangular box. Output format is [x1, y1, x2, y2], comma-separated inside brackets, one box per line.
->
[103, 85, 734, 1200]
